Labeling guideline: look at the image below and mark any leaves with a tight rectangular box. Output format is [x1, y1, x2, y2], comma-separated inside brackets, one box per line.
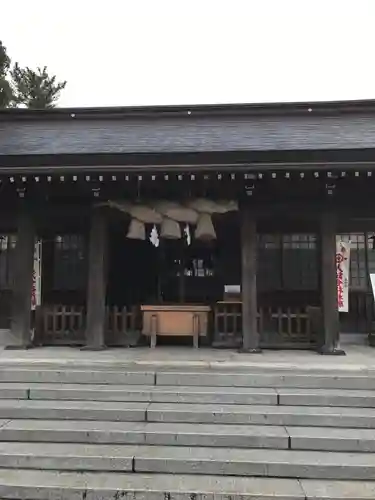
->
[0, 41, 13, 108]
[0, 40, 66, 109]
[0, 41, 10, 77]
[11, 64, 66, 109]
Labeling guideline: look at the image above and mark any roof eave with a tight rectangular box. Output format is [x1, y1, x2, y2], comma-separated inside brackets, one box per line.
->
[2, 98, 375, 122]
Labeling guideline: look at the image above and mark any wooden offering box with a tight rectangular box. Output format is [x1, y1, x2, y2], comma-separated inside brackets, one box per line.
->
[141, 304, 211, 348]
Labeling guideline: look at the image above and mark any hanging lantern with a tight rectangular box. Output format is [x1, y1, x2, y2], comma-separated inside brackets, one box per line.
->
[126, 218, 146, 240]
[160, 217, 181, 239]
[195, 213, 216, 241]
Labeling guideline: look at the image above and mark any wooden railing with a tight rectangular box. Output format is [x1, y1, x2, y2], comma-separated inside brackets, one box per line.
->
[213, 301, 318, 348]
[260, 306, 314, 346]
[39, 301, 320, 348]
[39, 304, 85, 345]
[105, 305, 139, 346]
[213, 301, 242, 347]
[39, 304, 139, 346]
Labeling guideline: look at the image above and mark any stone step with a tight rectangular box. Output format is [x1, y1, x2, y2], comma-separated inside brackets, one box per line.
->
[0, 368, 154, 385]
[0, 399, 148, 421]
[147, 402, 375, 428]
[131, 445, 375, 480]
[156, 371, 375, 390]
[1, 470, 375, 500]
[1, 358, 373, 376]
[300, 480, 375, 499]
[0, 384, 28, 399]
[1, 399, 375, 428]
[2, 419, 375, 453]
[27, 383, 278, 405]
[0, 442, 374, 479]
[286, 426, 375, 452]
[278, 388, 375, 407]
[0, 420, 289, 449]
[3, 367, 375, 390]
[3, 382, 375, 408]
[0, 442, 133, 472]
[0, 469, 307, 499]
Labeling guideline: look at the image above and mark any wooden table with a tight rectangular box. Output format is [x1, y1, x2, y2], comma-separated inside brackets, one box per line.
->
[141, 304, 211, 348]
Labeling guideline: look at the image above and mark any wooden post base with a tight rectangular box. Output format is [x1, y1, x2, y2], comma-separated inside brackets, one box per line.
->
[318, 346, 346, 356]
[238, 347, 262, 354]
[5, 344, 33, 350]
[80, 345, 107, 351]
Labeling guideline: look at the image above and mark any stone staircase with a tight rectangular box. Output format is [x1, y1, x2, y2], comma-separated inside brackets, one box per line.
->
[0, 363, 374, 498]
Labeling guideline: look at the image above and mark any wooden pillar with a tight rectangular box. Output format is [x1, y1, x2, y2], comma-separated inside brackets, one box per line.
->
[319, 211, 345, 355]
[240, 204, 261, 353]
[83, 209, 108, 350]
[8, 207, 35, 349]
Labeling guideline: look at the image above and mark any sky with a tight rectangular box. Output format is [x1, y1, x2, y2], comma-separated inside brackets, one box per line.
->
[1, 0, 375, 108]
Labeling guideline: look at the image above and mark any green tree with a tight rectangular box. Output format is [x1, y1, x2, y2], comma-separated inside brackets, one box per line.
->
[10, 63, 67, 109]
[0, 41, 13, 108]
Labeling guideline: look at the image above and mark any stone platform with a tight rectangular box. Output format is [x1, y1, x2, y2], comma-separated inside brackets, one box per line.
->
[0, 342, 374, 371]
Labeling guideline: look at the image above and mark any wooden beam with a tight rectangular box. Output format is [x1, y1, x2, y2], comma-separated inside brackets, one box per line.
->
[240, 204, 261, 353]
[319, 211, 345, 355]
[83, 209, 108, 350]
[8, 207, 35, 349]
